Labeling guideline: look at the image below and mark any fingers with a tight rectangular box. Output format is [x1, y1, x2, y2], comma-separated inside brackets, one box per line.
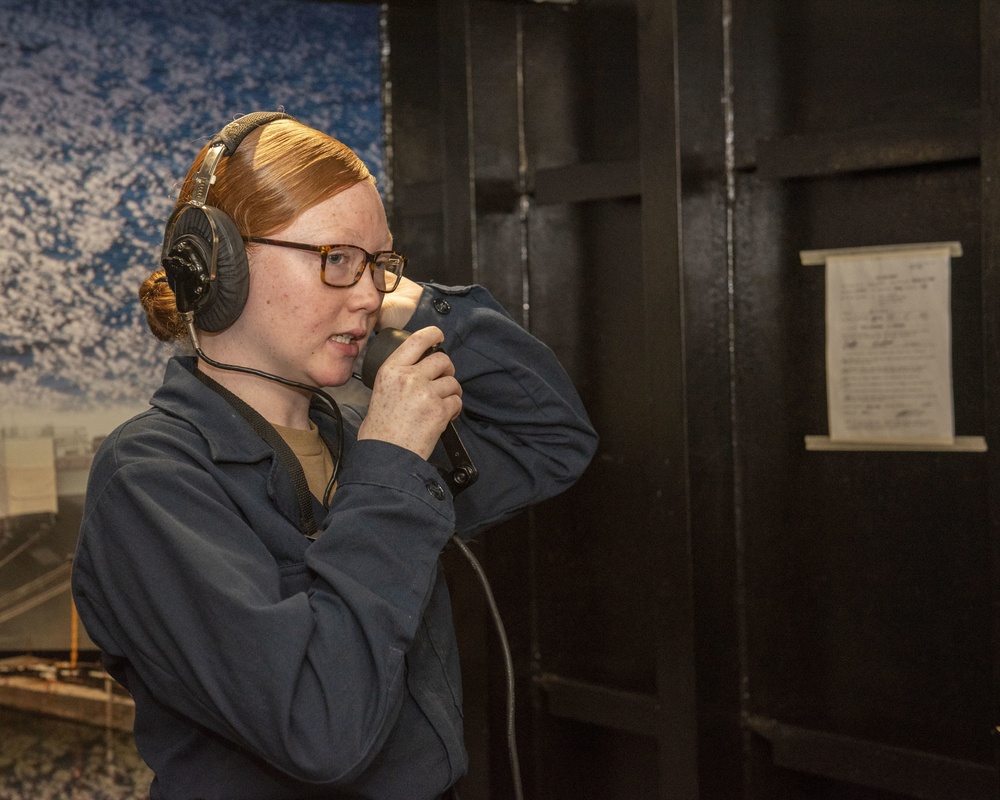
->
[379, 326, 456, 385]
[433, 375, 464, 419]
[373, 355, 461, 417]
[385, 326, 445, 366]
[357, 326, 464, 459]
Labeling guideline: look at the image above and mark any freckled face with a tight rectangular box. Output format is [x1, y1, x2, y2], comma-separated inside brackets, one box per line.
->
[231, 181, 388, 388]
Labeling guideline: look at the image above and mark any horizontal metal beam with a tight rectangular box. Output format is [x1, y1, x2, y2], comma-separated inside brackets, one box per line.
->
[534, 160, 641, 204]
[753, 108, 980, 179]
[534, 672, 660, 737]
[747, 715, 997, 800]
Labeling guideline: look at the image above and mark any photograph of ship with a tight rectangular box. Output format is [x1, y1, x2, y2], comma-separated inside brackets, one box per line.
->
[1, 424, 99, 654]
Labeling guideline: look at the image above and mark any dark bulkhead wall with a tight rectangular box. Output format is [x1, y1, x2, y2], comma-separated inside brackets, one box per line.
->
[382, 0, 999, 798]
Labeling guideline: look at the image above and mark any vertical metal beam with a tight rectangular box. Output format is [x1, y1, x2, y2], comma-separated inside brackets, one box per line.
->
[980, 1, 1000, 794]
[437, 0, 478, 285]
[515, 5, 531, 330]
[637, 0, 700, 797]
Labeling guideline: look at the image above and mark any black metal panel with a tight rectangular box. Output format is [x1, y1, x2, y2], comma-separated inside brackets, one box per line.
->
[731, 0, 979, 166]
[462, 0, 659, 696]
[387, 0, 1000, 797]
[530, 195, 658, 693]
[384, 0, 703, 796]
[784, 167, 984, 438]
[726, 1, 995, 797]
[533, 718, 661, 800]
[562, 3, 640, 164]
[456, 2, 684, 797]
[982, 0, 1000, 775]
[437, 0, 477, 284]
[734, 165, 992, 760]
[385, 1, 447, 282]
[766, 0, 978, 136]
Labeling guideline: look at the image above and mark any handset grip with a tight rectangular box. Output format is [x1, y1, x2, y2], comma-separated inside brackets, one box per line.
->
[361, 328, 478, 495]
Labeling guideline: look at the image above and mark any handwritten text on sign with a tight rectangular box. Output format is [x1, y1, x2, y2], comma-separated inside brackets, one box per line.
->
[825, 247, 953, 444]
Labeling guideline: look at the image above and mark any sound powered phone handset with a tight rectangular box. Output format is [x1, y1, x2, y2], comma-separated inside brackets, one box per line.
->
[359, 327, 479, 496]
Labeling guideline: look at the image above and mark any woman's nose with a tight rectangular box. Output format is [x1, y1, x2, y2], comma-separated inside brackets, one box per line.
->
[347, 264, 383, 310]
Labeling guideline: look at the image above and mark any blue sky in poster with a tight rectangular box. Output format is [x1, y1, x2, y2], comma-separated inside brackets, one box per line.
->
[0, 0, 383, 424]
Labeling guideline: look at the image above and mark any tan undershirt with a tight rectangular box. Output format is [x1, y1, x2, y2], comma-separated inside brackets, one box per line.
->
[272, 421, 335, 503]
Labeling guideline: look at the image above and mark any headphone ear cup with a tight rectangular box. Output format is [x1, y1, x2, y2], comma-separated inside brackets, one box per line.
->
[162, 205, 249, 332]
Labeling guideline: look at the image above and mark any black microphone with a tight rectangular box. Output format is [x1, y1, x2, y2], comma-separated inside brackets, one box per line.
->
[360, 328, 478, 495]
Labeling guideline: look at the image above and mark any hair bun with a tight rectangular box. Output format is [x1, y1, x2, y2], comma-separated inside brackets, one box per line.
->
[139, 270, 187, 341]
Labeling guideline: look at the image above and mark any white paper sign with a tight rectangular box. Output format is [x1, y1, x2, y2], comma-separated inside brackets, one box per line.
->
[825, 247, 954, 444]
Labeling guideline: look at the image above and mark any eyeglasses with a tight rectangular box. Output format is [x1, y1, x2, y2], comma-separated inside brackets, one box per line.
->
[244, 237, 407, 293]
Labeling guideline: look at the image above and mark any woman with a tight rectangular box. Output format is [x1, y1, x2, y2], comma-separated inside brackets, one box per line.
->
[71, 112, 597, 800]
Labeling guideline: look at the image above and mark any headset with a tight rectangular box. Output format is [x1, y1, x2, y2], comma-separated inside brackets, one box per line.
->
[158, 111, 346, 501]
[160, 110, 293, 333]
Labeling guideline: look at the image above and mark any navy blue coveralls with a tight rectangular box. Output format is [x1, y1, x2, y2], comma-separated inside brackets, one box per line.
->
[72, 283, 598, 800]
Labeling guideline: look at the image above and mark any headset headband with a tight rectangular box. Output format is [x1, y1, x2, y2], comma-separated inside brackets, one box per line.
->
[189, 111, 292, 207]
[160, 110, 295, 332]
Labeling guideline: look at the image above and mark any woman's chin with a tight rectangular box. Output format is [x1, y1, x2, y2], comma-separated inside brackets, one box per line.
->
[309, 362, 357, 390]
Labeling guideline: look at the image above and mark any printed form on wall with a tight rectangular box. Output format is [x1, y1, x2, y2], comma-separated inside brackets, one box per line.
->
[825, 246, 954, 445]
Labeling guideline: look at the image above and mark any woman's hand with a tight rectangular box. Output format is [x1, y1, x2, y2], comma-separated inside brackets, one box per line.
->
[375, 275, 424, 332]
[357, 326, 463, 460]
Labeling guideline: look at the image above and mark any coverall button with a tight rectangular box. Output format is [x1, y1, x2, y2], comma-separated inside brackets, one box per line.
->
[426, 480, 446, 500]
[432, 298, 451, 315]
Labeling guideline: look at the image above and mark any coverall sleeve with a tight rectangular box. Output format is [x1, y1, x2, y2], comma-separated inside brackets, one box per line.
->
[400, 282, 598, 536]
